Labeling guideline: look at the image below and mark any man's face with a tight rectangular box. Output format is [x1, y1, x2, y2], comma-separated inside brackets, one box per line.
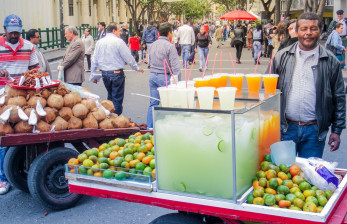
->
[337, 14, 344, 20]
[123, 25, 128, 29]
[200, 26, 205, 33]
[288, 22, 297, 38]
[296, 19, 321, 50]
[113, 25, 121, 37]
[64, 29, 74, 42]
[99, 24, 104, 30]
[336, 25, 344, 34]
[4, 28, 20, 44]
[31, 32, 40, 45]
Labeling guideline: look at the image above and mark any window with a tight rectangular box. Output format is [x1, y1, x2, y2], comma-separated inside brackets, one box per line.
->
[69, 0, 74, 16]
[326, 0, 334, 6]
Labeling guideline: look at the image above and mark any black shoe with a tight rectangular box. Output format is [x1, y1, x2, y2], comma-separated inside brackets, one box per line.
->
[189, 61, 192, 65]
[148, 65, 150, 69]
[199, 68, 202, 72]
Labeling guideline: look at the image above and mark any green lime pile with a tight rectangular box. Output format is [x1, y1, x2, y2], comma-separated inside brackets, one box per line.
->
[247, 154, 333, 213]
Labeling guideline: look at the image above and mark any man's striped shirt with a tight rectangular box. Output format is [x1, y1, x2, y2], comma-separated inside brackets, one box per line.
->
[0, 35, 39, 76]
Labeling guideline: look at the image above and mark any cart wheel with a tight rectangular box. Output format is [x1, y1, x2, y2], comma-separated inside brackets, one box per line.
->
[3, 146, 29, 192]
[27, 147, 82, 210]
[149, 213, 204, 224]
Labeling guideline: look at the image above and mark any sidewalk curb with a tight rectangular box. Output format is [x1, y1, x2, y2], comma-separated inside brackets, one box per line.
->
[47, 56, 64, 62]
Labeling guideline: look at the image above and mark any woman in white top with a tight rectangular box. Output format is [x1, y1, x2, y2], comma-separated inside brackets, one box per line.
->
[81, 28, 94, 72]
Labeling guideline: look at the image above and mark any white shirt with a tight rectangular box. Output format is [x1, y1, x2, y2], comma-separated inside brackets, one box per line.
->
[286, 45, 319, 122]
[91, 33, 138, 73]
[177, 25, 195, 45]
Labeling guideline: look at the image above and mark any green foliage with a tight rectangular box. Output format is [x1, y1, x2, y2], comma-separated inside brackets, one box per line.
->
[168, 0, 212, 20]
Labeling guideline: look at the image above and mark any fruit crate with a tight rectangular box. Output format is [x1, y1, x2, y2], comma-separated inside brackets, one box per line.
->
[239, 157, 347, 223]
[65, 164, 154, 192]
[153, 90, 281, 202]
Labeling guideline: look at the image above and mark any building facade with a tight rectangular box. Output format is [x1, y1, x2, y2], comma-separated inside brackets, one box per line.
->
[0, 0, 144, 33]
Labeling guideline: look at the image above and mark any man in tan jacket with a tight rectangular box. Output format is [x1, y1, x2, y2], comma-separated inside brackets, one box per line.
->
[58, 26, 85, 86]
[215, 25, 223, 48]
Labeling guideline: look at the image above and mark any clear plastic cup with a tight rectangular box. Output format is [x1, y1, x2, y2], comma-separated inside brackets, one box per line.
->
[246, 73, 262, 92]
[170, 75, 178, 85]
[178, 81, 195, 88]
[217, 87, 237, 110]
[229, 73, 244, 92]
[157, 87, 170, 107]
[193, 77, 209, 88]
[262, 74, 279, 95]
[196, 87, 215, 110]
[175, 87, 196, 108]
[271, 141, 296, 166]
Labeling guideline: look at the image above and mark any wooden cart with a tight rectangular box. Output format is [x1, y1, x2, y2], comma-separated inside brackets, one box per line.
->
[1, 128, 139, 210]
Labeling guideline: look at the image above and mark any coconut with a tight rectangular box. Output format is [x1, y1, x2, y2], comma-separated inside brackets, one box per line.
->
[81, 99, 97, 111]
[14, 121, 33, 133]
[5, 86, 27, 97]
[63, 93, 76, 108]
[71, 92, 81, 104]
[82, 113, 98, 129]
[47, 94, 64, 109]
[1, 105, 20, 124]
[100, 100, 115, 113]
[42, 107, 57, 123]
[55, 84, 70, 96]
[8, 96, 27, 107]
[112, 115, 130, 128]
[91, 108, 106, 122]
[51, 116, 68, 131]
[0, 123, 14, 136]
[40, 89, 51, 99]
[27, 96, 47, 108]
[68, 116, 82, 129]
[108, 113, 118, 125]
[0, 95, 9, 106]
[24, 108, 40, 121]
[36, 120, 51, 133]
[59, 107, 73, 121]
[99, 118, 114, 129]
[72, 103, 88, 119]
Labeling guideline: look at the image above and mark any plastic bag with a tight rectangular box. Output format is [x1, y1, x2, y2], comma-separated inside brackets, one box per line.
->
[57, 70, 64, 82]
[96, 100, 110, 116]
[0, 107, 12, 124]
[28, 109, 38, 126]
[89, 73, 102, 82]
[17, 106, 29, 121]
[36, 100, 47, 116]
[296, 157, 339, 192]
[63, 83, 100, 100]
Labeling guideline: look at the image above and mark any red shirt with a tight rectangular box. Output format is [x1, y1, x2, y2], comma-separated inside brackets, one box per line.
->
[204, 24, 209, 34]
[129, 37, 140, 51]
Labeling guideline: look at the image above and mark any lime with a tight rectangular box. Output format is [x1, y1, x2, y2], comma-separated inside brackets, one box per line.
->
[103, 169, 114, 179]
[99, 163, 109, 169]
[217, 140, 227, 152]
[135, 162, 146, 171]
[264, 194, 276, 206]
[98, 157, 109, 164]
[113, 157, 124, 167]
[299, 181, 311, 191]
[150, 159, 155, 169]
[279, 164, 289, 173]
[202, 126, 213, 136]
[115, 171, 127, 180]
[285, 193, 296, 203]
[78, 166, 87, 175]
[264, 154, 272, 162]
[87, 168, 94, 176]
[317, 196, 327, 206]
[117, 139, 126, 147]
[124, 154, 133, 162]
[143, 166, 152, 176]
[277, 185, 290, 195]
[306, 196, 318, 206]
[247, 194, 254, 204]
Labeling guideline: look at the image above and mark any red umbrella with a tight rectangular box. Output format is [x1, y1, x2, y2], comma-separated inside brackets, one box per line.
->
[220, 10, 258, 20]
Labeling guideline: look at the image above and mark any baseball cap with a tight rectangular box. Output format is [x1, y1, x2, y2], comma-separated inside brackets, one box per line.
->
[3, 14, 22, 33]
[336, 10, 344, 15]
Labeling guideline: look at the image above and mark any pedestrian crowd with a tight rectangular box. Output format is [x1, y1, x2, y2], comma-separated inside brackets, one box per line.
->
[0, 9, 346, 196]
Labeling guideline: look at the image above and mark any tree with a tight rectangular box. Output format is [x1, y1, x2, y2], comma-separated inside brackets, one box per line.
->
[275, 0, 281, 24]
[259, 0, 275, 20]
[304, 0, 327, 17]
[212, 0, 254, 11]
[285, 0, 293, 17]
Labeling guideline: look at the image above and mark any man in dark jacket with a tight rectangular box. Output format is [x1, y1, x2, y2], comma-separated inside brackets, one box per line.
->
[188, 22, 199, 65]
[195, 26, 212, 71]
[268, 12, 346, 158]
[120, 24, 129, 45]
[142, 21, 158, 68]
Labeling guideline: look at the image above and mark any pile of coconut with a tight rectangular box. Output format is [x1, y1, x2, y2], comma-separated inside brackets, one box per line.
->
[0, 84, 131, 135]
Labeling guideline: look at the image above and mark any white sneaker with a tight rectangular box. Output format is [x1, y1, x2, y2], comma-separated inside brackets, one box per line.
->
[0, 181, 11, 195]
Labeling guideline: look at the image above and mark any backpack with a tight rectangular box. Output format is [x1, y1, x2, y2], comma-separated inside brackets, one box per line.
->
[197, 33, 208, 39]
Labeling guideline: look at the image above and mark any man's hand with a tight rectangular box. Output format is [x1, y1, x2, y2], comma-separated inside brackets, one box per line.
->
[328, 133, 341, 151]
[57, 65, 64, 71]
[194, 48, 197, 52]
[0, 69, 9, 77]
[138, 68, 144, 73]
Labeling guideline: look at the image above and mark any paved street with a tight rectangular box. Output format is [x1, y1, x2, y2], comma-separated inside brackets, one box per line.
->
[1, 40, 347, 223]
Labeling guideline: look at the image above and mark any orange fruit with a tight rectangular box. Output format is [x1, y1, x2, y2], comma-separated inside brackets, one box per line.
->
[137, 152, 146, 161]
[134, 132, 142, 137]
[276, 178, 283, 186]
[109, 151, 118, 160]
[70, 168, 75, 173]
[265, 188, 277, 195]
[253, 197, 265, 205]
[142, 156, 152, 164]
[278, 172, 288, 180]
[68, 158, 79, 168]
[253, 181, 260, 188]
[145, 143, 153, 150]
[265, 169, 277, 180]
[109, 166, 116, 171]
[303, 201, 317, 212]
[94, 171, 103, 177]
[129, 159, 140, 168]
[135, 143, 141, 148]
[290, 164, 301, 176]
[279, 200, 291, 208]
[144, 140, 152, 144]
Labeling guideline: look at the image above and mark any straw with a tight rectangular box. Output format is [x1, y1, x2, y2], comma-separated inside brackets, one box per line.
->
[131, 93, 160, 101]
[202, 54, 209, 78]
[212, 53, 217, 75]
[164, 60, 168, 87]
[228, 52, 236, 74]
[254, 51, 261, 73]
[187, 56, 196, 80]
[269, 51, 274, 74]
[164, 59, 177, 84]
[220, 51, 223, 73]
[185, 61, 188, 88]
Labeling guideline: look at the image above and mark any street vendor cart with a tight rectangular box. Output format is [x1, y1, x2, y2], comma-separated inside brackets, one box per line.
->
[65, 91, 347, 223]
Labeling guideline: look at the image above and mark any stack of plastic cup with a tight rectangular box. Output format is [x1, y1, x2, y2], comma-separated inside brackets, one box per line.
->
[217, 87, 237, 110]
[176, 87, 196, 108]
[178, 80, 195, 88]
[196, 87, 215, 110]
[157, 87, 171, 107]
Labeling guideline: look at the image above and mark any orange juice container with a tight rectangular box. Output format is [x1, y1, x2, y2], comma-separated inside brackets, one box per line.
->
[262, 74, 279, 95]
[246, 73, 262, 92]
[229, 73, 244, 93]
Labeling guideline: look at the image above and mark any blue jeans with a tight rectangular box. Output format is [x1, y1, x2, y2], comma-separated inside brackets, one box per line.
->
[102, 71, 125, 115]
[146, 73, 170, 128]
[146, 43, 153, 64]
[253, 41, 262, 60]
[198, 46, 209, 70]
[181, 44, 191, 68]
[281, 123, 326, 158]
[141, 49, 146, 61]
[188, 45, 195, 62]
[0, 147, 8, 182]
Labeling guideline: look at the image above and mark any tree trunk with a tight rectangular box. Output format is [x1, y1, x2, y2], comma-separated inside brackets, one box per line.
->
[285, 0, 293, 17]
[316, 0, 326, 17]
[275, 0, 281, 24]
